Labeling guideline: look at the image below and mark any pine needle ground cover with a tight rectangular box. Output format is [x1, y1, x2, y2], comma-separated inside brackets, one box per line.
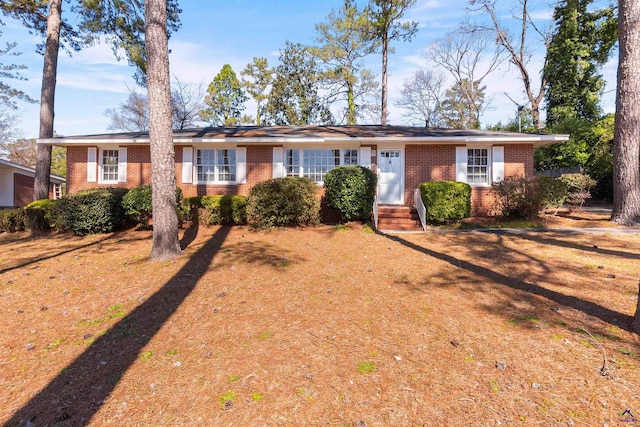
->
[1, 213, 639, 425]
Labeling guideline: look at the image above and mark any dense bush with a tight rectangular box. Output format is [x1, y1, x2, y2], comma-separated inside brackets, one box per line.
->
[419, 181, 471, 224]
[122, 185, 153, 227]
[57, 188, 128, 235]
[247, 177, 320, 229]
[491, 175, 568, 219]
[491, 176, 538, 219]
[200, 195, 247, 225]
[122, 185, 186, 228]
[24, 199, 59, 233]
[323, 166, 377, 222]
[560, 173, 596, 208]
[0, 208, 25, 232]
[536, 175, 568, 210]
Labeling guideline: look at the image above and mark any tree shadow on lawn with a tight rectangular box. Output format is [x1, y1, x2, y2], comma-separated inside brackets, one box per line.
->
[3, 226, 232, 427]
[383, 233, 634, 333]
[474, 229, 640, 260]
[0, 232, 150, 275]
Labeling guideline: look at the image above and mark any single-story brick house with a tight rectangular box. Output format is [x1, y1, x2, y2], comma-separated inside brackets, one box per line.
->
[0, 158, 65, 208]
[38, 125, 567, 226]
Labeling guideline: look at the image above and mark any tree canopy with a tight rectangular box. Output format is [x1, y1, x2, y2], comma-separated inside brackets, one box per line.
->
[201, 64, 248, 126]
[264, 41, 333, 126]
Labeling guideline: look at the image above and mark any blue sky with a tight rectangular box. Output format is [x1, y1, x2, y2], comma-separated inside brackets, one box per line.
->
[0, 0, 618, 138]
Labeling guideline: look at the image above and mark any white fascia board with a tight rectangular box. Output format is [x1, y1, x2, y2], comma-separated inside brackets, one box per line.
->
[37, 137, 150, 145]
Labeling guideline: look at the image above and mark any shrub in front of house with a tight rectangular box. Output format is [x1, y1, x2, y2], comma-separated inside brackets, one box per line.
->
[536, 175, 568, 211]
[323, 166, 377, 222]
[122, 185, 153, 228]
[24, 199, 59, 233]
[0, 208, 26, 232]
[491, 176, 537, 219]
[560, 173, 596, 208]
[247, 177, 320, 229]
[201, 195, 247, 225]
[122, 185, 186, 228]
[491, 175, 567, 219]
[57, 188, 128, 235]
[419, 181, 471, 224]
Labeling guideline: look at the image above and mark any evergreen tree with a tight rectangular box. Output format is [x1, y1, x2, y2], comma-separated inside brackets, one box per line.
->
[241, 57, 272, 126]
[438, 79, 485, 129]
[264, 41, 333, 126]
[310, 0, 378, 125]
[363, 0, 418, 125]
[146, 0, 181, 259]
[544, 0, 617, 126]
[537, 0, 617, 176]
[0, 0, 181, 199]
[201, 64, 248, 126]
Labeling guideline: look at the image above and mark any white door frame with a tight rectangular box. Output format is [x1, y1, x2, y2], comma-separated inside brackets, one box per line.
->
[377, 148, 404, 204]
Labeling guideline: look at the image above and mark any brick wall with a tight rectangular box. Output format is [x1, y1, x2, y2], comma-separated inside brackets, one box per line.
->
[403, 144, 534, 215]
[66, 143, 534, 216]
[13, 173, 34, 207]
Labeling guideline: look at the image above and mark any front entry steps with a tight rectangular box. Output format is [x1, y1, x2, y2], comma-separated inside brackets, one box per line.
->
[376, 205, 424, 232]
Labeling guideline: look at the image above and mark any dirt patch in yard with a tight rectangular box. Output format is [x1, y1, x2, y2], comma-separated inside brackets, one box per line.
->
[1, 212, 639, 426]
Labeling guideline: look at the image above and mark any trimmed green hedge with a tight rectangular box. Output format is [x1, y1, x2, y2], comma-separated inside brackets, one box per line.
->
[122, 185, 186, 228]
[57, 188, 128, 235]
[323, 166, 377, 222]
[419, 181, 471, 224]
[201, 195, 247, 225]
[0, 208, 26, 232]
[247, 177, 320, 229]
[24, 199, 59, 233]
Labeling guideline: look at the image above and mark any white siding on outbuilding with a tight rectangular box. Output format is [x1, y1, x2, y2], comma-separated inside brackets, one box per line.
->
[0, 167, 14, 207]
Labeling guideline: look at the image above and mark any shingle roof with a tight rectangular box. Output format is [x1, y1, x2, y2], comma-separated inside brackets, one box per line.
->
[39, 125, 568, 147]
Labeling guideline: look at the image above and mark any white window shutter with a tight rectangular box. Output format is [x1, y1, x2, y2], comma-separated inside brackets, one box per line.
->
[492, 146, 504, 183]
[236, 147, 247, 183]
[182, 147, 193, 184]
[118, 147, 127, 182]
[359, 147, 371, 168]
[273, 147, 284, 178]
[455, 146, 468, 183]
[87, 147, 97, 182]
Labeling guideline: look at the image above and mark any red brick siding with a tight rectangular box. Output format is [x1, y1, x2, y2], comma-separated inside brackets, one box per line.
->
[13, 173, 34, 207]
[504, 144, 534, 178]
[66, 146, 87, 194]
[66, 143, 534, 216]
[402, 144, 533, 215]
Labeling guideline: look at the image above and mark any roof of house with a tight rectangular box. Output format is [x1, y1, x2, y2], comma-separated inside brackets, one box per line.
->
[0, 158, 66, 183]
[38, 125, 569, 148]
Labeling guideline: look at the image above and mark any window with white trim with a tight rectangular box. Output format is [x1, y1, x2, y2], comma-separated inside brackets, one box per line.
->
[467, 148, 489, 184]
[285, 149, 359, 183]
[101, 149, 119, 183]
[196, 149, 236, 183]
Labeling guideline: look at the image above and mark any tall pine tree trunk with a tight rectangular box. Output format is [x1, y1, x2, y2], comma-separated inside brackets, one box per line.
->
[612, 0, 640, 227]
[381, 33, 388, 125]
[34, 0, 62, 201]
[146, 0, 181, 260]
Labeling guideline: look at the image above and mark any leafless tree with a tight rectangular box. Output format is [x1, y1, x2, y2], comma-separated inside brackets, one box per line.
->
[429, 29, 505, 128]
[171, 76, 204, 130]
[395, 68, 445, 127]
[106, 79, 204, 132]
[105, 88, 149, 132]
[467, 0, 552, 130]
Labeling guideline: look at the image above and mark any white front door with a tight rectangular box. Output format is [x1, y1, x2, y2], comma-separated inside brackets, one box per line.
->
[377, 149, 403, 204]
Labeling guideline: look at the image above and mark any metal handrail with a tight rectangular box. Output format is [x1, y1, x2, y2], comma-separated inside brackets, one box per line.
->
[373, 196, 379, 230]
[413, 188, 427, 232]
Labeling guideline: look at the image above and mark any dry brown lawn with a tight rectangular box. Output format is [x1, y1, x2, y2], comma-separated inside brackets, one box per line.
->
[1, 210, 639, 426]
